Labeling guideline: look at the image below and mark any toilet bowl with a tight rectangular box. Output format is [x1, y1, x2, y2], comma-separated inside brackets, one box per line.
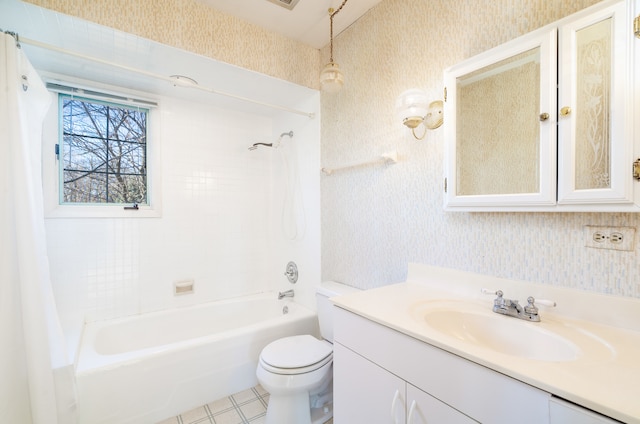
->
[256, 281, 360, 424]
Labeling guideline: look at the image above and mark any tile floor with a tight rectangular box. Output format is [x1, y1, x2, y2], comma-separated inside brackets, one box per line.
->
[157, 385, 333, 424]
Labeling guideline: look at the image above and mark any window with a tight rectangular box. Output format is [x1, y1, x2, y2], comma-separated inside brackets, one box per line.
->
[42, 82, 161, 218]
[60, 95, 148, 205]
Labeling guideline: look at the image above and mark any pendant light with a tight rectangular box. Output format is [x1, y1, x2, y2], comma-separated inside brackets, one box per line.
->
[320, 0, 349, 92]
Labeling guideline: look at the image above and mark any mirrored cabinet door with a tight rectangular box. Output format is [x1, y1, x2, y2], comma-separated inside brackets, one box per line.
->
[443, 28, 558, 208]
[557, 1, 633, 205]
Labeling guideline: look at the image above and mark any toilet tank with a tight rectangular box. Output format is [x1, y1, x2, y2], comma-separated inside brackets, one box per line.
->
[316, 281, 361, 342]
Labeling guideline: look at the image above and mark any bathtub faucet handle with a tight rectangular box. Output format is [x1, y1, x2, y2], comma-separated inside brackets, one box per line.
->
[284, 261, 298, 284]
[278, 289, 295, 300]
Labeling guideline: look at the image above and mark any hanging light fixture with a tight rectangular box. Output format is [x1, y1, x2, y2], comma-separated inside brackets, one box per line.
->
[320, 0, 349, 92]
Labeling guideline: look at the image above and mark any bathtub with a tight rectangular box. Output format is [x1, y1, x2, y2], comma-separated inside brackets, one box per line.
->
[75, 293, 318, 424]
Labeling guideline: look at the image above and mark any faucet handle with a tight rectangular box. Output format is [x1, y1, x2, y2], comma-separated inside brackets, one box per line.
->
[482, 288, 506, 310]
[481, 288, 503, 298]
[533, 297, 556, 307]
[525, 296, 556, 315]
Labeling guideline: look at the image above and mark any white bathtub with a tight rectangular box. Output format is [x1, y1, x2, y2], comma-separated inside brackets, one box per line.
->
[75, 293, 318, 424]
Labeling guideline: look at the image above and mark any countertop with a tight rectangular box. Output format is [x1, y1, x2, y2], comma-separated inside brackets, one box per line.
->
[331, 265, 640, 424]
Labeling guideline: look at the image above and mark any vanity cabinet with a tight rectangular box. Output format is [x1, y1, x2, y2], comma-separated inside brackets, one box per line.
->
[443, 0, 638, 211]
[550, 398, 622, 424]
[334, 342, 476, 423]
[333, 307, 550, 424]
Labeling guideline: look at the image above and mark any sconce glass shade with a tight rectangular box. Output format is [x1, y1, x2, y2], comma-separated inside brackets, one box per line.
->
[320, 62, 344, 93]
[396, 89, 429, 128]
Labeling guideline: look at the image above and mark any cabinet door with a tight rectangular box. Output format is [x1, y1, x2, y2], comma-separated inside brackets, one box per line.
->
[406, 384, 477, 424]
[334, 342, 406, 424]
[557, 1, 633, 205]
[443, 26, 558, 209]
[550, 397, 621, 423]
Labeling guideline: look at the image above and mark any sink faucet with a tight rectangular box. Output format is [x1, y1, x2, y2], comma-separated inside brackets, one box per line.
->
[278, 289, 294, 300]
[483, 289, 555, 322]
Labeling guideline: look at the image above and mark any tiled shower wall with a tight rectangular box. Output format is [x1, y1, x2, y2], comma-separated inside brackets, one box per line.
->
[320, 0, 640, 298]
[43, 94, 321, 359]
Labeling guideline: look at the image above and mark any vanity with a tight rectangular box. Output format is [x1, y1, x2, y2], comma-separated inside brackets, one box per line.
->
[331, 264, 640, 424]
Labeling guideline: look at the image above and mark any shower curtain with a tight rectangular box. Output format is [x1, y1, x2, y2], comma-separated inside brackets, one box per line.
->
[0, 32, 77, 423]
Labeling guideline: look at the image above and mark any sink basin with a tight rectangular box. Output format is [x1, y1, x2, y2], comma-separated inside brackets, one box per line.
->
[419, 306, 582, 362]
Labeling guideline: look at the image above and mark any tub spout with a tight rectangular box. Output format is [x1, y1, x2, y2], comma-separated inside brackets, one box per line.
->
[278, 289, 294, 300]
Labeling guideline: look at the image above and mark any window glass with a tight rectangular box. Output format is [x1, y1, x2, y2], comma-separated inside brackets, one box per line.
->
[60, 95, 148, 204]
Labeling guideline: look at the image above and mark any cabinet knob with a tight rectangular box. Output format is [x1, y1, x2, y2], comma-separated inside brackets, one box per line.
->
[539, 112, 549, 121]
[560, 106, 572, 117]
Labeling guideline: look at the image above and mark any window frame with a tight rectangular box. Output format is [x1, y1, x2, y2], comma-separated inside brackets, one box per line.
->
[42, 79, 162, 218]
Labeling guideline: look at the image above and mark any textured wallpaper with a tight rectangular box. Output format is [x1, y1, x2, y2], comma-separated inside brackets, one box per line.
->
[320, 0, 640, 298]
[23, 0, 320, 89]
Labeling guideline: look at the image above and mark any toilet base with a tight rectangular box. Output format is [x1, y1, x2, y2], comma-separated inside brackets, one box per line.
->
[310, 400, 333, 424]
[262, 371, 333, 424]
[264, 391, 333, 424]
[265, 391, 311, 424]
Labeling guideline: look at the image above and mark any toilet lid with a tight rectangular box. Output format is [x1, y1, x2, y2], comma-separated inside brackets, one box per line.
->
[260, 335, 332, 370]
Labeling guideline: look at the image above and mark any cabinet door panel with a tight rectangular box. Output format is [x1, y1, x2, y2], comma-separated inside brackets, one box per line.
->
[557, 1, 632, 205]
[334, 342, 406, 424]
[550, 397, 621, 423]
[407, 384, 477, 424]
[443, 27, 557, 209]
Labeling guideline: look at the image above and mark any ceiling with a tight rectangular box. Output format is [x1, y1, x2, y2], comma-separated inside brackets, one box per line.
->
[196, 0, 383, 49]
[0, 0, 319, 118]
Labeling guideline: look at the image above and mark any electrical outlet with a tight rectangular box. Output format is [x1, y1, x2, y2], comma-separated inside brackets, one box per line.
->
[584, 226, 636, 251]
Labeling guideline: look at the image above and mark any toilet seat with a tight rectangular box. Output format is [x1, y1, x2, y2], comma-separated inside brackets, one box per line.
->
[259, 335, 333, 375]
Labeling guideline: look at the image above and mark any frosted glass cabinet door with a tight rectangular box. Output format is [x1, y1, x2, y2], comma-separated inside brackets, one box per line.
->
[333, 342, 406, 424]
[557, 1, 632, 205]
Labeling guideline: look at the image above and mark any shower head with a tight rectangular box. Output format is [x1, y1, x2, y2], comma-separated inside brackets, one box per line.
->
[248, 131, 293, 151]
[248, 142, 273, 151]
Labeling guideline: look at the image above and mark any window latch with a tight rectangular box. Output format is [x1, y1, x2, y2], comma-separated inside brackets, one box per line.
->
[55, 143, 59, 160]
[124, 203, 139, 210]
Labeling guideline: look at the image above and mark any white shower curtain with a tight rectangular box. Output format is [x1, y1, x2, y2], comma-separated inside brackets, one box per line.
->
[0, 32, 77, 423]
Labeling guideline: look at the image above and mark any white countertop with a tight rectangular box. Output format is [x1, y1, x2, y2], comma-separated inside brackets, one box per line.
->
[331, 264, 640, 424]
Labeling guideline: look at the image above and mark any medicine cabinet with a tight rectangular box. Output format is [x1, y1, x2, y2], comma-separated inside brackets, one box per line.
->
[443, 0, 639, 212]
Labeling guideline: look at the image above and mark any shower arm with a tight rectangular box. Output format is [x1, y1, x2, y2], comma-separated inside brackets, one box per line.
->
[248, 131, 293, 150]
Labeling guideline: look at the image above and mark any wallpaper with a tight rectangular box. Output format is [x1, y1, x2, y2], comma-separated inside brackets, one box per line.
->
[320, 0, 640, 298]
[23, 0, 320, 89]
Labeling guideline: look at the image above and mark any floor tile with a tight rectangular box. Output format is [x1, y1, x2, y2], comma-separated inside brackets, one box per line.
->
[180, 406, 211, 423]
[159, 385, 333, 424]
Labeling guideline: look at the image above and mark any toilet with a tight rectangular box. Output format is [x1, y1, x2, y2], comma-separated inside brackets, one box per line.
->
[256, 281, 360, 424]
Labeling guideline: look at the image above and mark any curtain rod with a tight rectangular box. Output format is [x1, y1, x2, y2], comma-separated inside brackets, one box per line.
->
[11, 34, 316, 119]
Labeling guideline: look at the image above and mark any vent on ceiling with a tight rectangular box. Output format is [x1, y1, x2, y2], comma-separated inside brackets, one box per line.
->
[266, 0, 300, 10]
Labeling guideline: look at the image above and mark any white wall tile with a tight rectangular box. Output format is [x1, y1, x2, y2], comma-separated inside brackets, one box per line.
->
[45, 92, 320, 360]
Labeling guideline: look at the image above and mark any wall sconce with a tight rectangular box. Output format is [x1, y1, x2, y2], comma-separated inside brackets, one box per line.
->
[635, 14, 640, 38]
[396, 89, 444, 140]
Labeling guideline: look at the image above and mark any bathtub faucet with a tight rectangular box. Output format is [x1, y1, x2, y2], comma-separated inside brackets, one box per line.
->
[278, 289, 294, 300]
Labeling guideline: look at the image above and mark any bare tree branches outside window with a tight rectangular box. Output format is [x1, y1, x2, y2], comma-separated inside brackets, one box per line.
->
[61, 95, 148, 204]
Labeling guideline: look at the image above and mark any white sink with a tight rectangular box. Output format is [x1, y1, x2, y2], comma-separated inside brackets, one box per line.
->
[410, 300, 615, 363]
[422, 308, 581, 361]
